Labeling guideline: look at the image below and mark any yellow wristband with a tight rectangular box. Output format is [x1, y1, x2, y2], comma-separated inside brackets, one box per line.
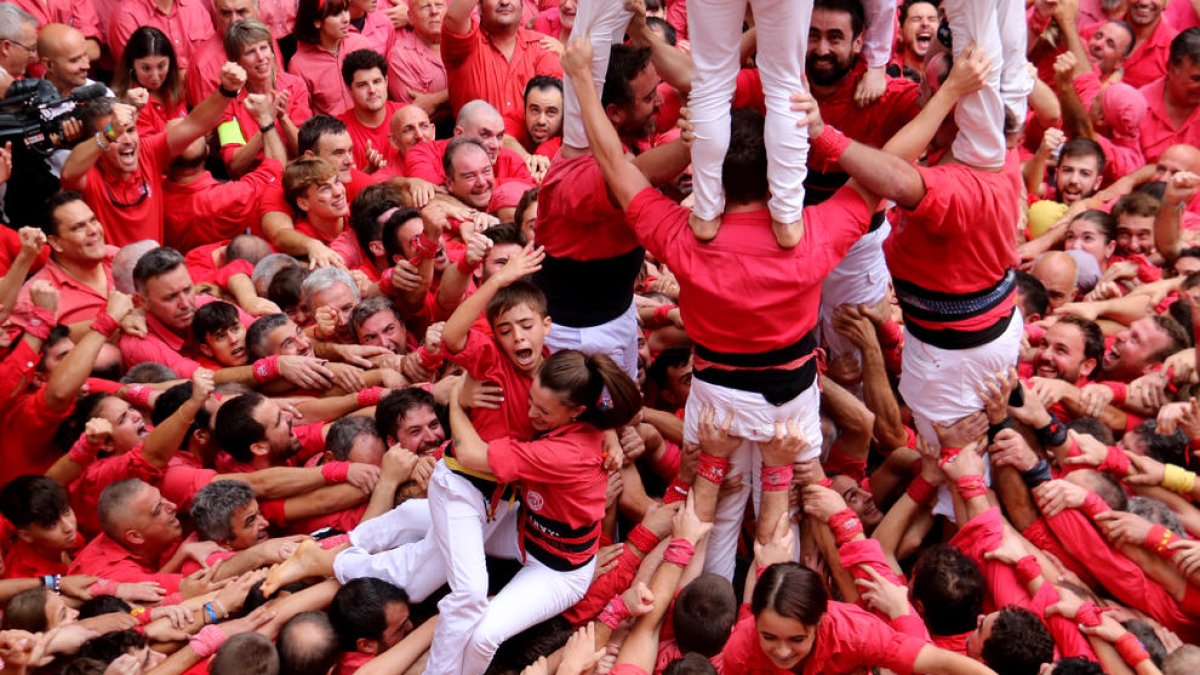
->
[1162, 464, 1197, 495]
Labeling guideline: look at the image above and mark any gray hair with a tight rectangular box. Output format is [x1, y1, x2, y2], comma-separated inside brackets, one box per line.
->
[0, 4, 36, 43]
[325, 415, 381, 461]
[300, 267, 359, 307]
[349, 296, 399, 342]
[120, 362, 179, 384]
[132, 246, 187, 293]
[97, 478, 149, 539]
[456, 99, 501, 129]
[1127, 496, 1185, 537]
[191, 480, 257, 543]
[113, 240, 160, 294]
[252, 253, 301, 296]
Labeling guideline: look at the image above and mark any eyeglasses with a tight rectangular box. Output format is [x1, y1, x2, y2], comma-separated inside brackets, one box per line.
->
[104, 179, 151, 208]
[7, 39, 36, 55]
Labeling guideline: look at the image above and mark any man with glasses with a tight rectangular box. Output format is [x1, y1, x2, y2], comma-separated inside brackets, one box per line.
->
[60, 62, 248, 247]
[0, 3, 39, 82]
[9, 0, 102, 61]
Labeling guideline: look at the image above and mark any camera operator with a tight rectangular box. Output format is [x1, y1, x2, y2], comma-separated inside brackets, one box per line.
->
[61, 62, 248, 246]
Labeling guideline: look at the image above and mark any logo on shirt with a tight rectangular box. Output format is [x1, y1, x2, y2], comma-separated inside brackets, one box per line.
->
[526, 490, 545, 512]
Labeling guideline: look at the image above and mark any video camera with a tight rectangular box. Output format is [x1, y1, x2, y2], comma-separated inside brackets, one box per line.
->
[0, 78, 108, 154]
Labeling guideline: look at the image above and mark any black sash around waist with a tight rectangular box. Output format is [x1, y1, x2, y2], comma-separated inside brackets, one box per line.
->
[693, 331, 819, 406]
[532, 248, 644, 328]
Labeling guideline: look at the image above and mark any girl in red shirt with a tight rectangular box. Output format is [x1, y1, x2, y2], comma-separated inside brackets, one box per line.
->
[113, 27, 187, 138]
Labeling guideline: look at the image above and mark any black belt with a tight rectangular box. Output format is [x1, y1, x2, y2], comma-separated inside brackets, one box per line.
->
[895, 270, 1016, 323]
[532, 248, 643, 328]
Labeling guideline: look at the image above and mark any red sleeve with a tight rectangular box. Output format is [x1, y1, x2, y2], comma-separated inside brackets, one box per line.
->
[498, 149, 535, 183]
[950, 507, 1031, 608]
[486, 433, 601, 484]
[624, 187, 691, 271]
[1027, 581, 1098, 660]
[908, 166, 972, 236]
[293, 423, 327, 463]
[260, 498, 287, 527]
[0, 339, 39, 404]
[439, 18, 479, 69]
[257, 179, 292, 221]
[403, 141, 444, 184]
[719, 609, 762, 667]
[562, 546, 641, 626]
[210, 260, 255, 289]
[445, 329, 502, 380]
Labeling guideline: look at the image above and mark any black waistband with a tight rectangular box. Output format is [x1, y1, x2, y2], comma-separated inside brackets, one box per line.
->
[894, 269, 1016, 323]
[693, 332, 819, 405]
[905, 308, 1017, 350]
[522, 511, 598, 571]
[532, 248, 644, 328]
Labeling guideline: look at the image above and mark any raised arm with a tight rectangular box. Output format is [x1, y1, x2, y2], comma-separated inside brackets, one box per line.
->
[168, 64, 247, 156]
[442, 244, 544, 354]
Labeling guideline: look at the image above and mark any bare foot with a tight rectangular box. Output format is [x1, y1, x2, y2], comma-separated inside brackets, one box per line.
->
[260, 539, 342, 595]
[771, 217, 804, 248]
[688, 212, 721, 242]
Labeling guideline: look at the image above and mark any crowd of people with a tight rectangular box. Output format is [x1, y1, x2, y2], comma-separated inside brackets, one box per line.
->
[3, 0, 1200, 672]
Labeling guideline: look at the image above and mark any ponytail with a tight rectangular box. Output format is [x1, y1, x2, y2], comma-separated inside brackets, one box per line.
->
[538, 350, 642, 430]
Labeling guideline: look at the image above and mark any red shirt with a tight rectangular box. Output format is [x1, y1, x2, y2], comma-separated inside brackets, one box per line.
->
[1139, 76, 1200, 162]
[536, 154, 634, 260]
[68, 132, 171, 248]
[69, 533, 183, 594]
[350, 9, 396, 56]
[186, 38, 288, 107]
[1085, 18, 1177, 89]
[288, 34, 377, 116]
[447, 329, 539, 442]
[69, 445, 166, 537]
[159, 460, 218, 516]
[387, 28, 447, 105]
[11, 0, 101, 39]
[2, 535, 82, 579]
[0, 387, 74, 486]
[884, 159, 1021, 332]
[487, 422, 606, 567]
[0, 339, 40, 406]
[16, 249, 116, 327]
[339, 103, 403, 171]
[136, 96, 187, 137]
[218, 73, 312, 169]
[166, 161, 282, 251]
[720, 602, 925, 675]
[109, 0, 214, 72]
[403, 137, 534, 186]
[440, 18, 563, 141]
[117, 295, 255, 379]
[625, 186, 872, 355]
[336, 651, 374, 675]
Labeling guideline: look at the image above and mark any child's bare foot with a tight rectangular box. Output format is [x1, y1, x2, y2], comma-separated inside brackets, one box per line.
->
[771, 217, 804, 248]
[260, 539, 342, 595]
[688, 212, 722, 242]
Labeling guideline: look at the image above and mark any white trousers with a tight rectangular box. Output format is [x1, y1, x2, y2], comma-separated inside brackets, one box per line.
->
[819, 222, 891, 364]
[898, 310, 1022, 520]
[861, 0, 897, 69]
[944, 0, 1032, 168]
[562, 0, 634, 150]
[332, 499, 446, 599]
[684, 379, 821, 580]
[687, 0, 811, 224]
[545, 300, 640, 380]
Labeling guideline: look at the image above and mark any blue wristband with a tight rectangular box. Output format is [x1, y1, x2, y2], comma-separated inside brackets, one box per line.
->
[203, 603, 219, 624]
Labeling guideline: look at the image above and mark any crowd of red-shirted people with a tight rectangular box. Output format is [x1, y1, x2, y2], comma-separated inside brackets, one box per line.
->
[4, 0, 1200, 672]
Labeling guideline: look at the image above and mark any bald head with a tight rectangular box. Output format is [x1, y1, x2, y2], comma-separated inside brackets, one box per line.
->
[97, 478, 149, 539]
[454, 99, 504, 163]
[1158, 143, 1200, 176]
[1033, 251, 1078, 312]
[1164, 644, 1200, 675]
[390, 104, 434, 156]
[38, 23, 89, 92]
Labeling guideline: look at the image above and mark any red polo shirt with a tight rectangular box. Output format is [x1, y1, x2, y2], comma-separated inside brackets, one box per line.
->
[625, 186, 872, 356]
[69, 533, 183, 594]
[218, 73, 312, 170]
[2, 534, 82, 579]
[1139, 76, 1200, 162]
[0, 387, 74, 486]
[136, 96, 187, 138]
[165, 160, 282, 251]
[67, 132, 171, 248]
[403, 137, 534, 186]
[16, 248, 116, 327]
[440, 18, 563, 142]
[70, 444, 166, 537]
[339, 102, 403, 171]
[109, 0, 214, 72]
[288, 34, 377, 116]
[447, 329, 539, 442]
[536, 154, 635, 260]
[12, 0, 101, 40]
[720, 601, 925, 674]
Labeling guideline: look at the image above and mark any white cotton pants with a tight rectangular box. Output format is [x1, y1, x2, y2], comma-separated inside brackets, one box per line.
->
[562, 0, 635, 150]
[545, 300, 640, 380]
[943, 0, 1032, 169]
[861, 0, 897, 69]
[332, 499, 447, 600]
[687, 0, 811, 224]
[898, 309, 1022, 520]
[684, 378, 821, 580]
[819, 222, 892, 365]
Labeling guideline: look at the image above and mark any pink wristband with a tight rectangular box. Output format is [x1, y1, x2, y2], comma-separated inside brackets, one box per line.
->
[625, 524, 659, 555]
[321, 461, 351, 484]
[662, 538, 696, 567]
[651, 304, 677, 326]
[92, 311, 120, 338]
[12, 305, 55, 340]
[696, 453, 730, 484]
[828, 508, 863, 546]
[124, 384, 152, 409]
[906, 475, 935, 504]
[252, 355, 280, 383]
[357, 386, 386, 407]
[598, 595, 631, 630]
[1115, 632, 1149, 666]
[809, 124, 852, 165]
[189, 624, 227, 659]
[955, 475, 988, 501]
[761, 465, 793, 492]
[68, 432, 103, 465]
[88, 579, 119, 597]
[1014, 555, 1041, 585]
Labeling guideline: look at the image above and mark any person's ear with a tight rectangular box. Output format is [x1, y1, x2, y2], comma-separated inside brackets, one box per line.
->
[1079, 358, 1098, 380]
[15, 528, 33, 544]
[125, 529, 145, 546]
[199, 343, 215, 359]
[250, 440, 271, 458]
[368, 241, 385, 258]
[355, 638, 379, 655]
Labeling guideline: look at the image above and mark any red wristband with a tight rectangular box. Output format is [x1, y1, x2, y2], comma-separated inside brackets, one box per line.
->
[828, 508, 863, 546]
[416, 345, 443, 371]
[955, 475, 988, 500]
[124, 384, 152, 409]
[939, 447, 962, 466]
[1014, 555, 1041, 585]
[663, 538, 696, 567]
[696, 452, 730, 484]
[321, 461, 351, 484]
[189, 624, 227, 659]
[651, 304, 677, 326]
[88, 579, 119, 597]
[1105, 382, 1128, 406]
[761, 465, 793, 492]
[1144, 523, 1182, 557]
[1074, 601, 1104, 628]
[626, 524, 659, 555]
[11, 305, 56, 340]
[906, 475, 935, 504]
[456, 253, 478, 275]
[597, 595, 630, 630]
[378, 268, 398, 297]
[252, 355, 280, 383]
[357, 386, 386, 407]
[663, 478, 689, 504]
[92, 310, 120, 338]
[809, 124, 852, 165]
[1115, 632, 1149, 666]
[407, 233, 439, 266]
[68, 432, 103, 465]
[817, 477, 833, 488]
[1099, 445, 1131, 476]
